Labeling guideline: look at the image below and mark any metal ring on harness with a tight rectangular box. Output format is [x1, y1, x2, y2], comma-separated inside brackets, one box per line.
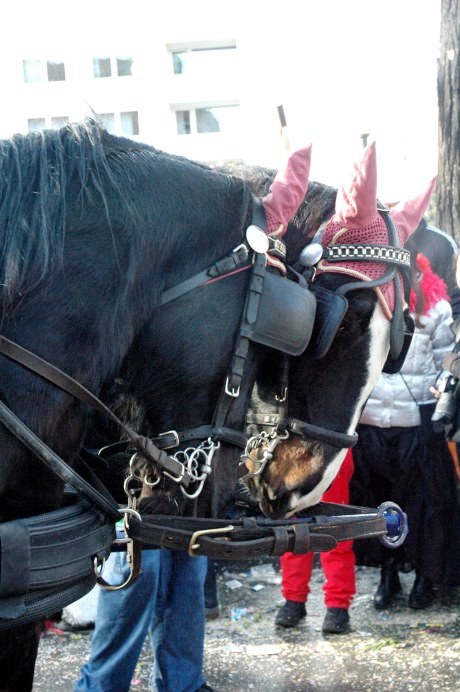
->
[95, 508, 143, 591]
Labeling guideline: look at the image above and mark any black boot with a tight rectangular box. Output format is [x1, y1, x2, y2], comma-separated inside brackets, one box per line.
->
[408, 574, 435, 609]
[374, 561, 401, 610]
[275, 600, 306, 628]
[322, 607, 350, 634]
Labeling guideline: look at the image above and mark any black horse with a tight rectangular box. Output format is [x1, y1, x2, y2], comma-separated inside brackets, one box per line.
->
[0, 124, 423, 689]
[0, 121, 310, 690]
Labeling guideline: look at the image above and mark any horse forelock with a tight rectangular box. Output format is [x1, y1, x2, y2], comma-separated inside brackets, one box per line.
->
[284, 181, 337, 263]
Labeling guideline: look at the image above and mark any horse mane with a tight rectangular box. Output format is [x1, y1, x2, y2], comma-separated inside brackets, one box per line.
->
[0, 121, 246, 316]
[0, 120, 123, 310]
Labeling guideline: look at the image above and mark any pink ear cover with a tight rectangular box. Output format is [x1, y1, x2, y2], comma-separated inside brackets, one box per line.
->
[262, 145, 312, 236]
[318, 142, 398, 319]
[333, 141, 378, 228]
[390, 177, 437, 243]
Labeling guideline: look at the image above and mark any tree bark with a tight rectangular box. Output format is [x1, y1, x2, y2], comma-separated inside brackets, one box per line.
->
[436, 0, 460, 241]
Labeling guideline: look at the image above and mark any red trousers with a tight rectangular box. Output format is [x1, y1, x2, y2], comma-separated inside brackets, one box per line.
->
[280, 449, 356, 608]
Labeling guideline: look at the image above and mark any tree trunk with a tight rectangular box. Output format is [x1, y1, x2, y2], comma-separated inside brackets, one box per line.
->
[436, 0, 460, 241]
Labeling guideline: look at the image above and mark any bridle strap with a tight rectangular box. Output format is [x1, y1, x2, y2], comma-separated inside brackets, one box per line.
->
[0, 401, 121, 521]
[0, 335, 194, 489]
[159, 244, 251, 306]
[104, 425, 248, 453]
[323, 244, 410, 269]
[285, 417, 358, 448]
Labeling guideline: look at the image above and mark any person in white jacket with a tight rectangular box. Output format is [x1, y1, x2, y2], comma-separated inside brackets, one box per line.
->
[351, 251, 459, 610]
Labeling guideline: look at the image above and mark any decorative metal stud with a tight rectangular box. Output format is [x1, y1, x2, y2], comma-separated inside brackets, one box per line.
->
[246, 225, 270, 254]
[298, 243, 324, 267]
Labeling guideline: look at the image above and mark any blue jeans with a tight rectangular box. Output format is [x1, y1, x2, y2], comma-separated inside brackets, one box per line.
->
[74, 550, 207, 692]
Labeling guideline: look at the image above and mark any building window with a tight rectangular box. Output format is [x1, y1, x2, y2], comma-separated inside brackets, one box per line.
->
[51, 116, 69, 129]
[176, 110, 191, 135]
[171, 45, 236, 78]
[120, 111, 139, 135]
[93, 57, 111, 78]
[23, 59, 42, 83]
[98, 113, 116, 133]
[196, 107, 223, 133]
[173, 53, 183, 75]
[47, 60, 66, 81]
[27, 116, 69, 132]
[175, 104, 240, 135]
[23, 58, 66, 83]
[96, 112, 139, 136]
[93, 56, 134, 78]
[27, 118, 46, 132]
[117, 57, 133, 77]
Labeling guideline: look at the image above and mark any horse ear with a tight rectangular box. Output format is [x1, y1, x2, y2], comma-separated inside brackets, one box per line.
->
[262, 144, 312, 236]
[334, 141, 378, 228]
[390, 177, 437, 243]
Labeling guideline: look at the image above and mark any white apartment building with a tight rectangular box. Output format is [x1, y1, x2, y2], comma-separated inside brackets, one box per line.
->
[0, 10, 287, 169]
[0, 0, 441, 198]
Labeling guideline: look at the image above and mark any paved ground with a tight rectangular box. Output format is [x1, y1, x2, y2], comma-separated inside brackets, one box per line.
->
[34, 558, 460, 691]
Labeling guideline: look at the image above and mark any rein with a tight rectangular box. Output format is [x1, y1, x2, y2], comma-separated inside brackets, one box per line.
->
[126, 501, 406, 559]
[0, 335, 195, 511]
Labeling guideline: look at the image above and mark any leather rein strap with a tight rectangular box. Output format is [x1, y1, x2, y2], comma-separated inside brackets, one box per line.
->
[0, 335, 194, 512]
[128, 502, 389, 559]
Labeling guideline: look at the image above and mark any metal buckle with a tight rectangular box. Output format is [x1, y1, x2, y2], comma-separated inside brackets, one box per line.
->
[268, 236, 287, 259]
[225, 377, 240, 398]
[188, 525, 235, 556]
[157, 429, 180, 449]
[231, 243, 249, 260]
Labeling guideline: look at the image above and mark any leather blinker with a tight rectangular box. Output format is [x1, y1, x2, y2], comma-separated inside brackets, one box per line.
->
[240, 270, 317, 356]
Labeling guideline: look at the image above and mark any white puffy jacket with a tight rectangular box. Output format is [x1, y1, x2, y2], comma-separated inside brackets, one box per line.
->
[360, 298, 454, 428]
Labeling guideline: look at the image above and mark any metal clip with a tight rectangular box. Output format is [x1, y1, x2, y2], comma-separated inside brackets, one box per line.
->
[275, 387, 288, 403]
[95, 538, 142, 591]
[231, 243, 249, 261]
[96, 509, 143, 591]
[188, 524, 235, 556]
[163, 467, 186, 484]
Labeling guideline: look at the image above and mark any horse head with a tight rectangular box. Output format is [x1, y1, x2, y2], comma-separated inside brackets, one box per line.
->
[245, 143, 435, 518]
[108, 147, 313, 520]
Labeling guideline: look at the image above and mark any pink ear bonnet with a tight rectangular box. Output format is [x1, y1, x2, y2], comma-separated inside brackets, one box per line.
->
[261, 145, 312, 237]
[316, 143, 435, 319]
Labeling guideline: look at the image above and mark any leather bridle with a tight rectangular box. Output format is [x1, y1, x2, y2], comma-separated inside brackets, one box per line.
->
[243, 209, 414, 479]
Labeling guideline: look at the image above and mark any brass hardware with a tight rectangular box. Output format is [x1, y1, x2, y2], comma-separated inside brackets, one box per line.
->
[188, 525, 234, 556]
